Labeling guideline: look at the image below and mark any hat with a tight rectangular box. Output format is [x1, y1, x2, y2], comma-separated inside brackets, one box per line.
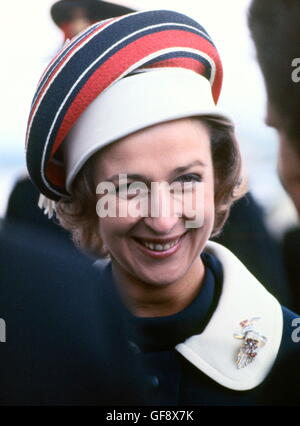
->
[26, 9, 224, 202]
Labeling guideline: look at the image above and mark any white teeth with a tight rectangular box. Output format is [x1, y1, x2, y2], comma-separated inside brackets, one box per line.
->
[143, 238, 180, 251]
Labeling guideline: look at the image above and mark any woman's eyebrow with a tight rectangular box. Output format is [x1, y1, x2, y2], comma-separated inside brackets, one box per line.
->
[106, 161, 206, 182]
[106, 173, 150, 183]
[172, 160, 206, 175]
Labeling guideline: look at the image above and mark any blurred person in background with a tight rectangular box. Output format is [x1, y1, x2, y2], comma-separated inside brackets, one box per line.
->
[212, 192, 291, 305]
[50, 0, 134, 42]
[249, 0, 300, 405]
[5, 174, 72, 244]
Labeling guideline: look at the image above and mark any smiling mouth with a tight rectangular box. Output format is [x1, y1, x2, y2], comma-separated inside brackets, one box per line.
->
[133, 233, 186, 253]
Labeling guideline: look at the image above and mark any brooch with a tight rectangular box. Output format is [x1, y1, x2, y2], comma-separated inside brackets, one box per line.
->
[233, 317, 267, 369]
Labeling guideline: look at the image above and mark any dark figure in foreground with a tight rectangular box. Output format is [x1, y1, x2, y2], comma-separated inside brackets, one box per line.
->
[0, 224, 145, 405]
[249, 0, 300, 404]
[249, 0, 300, 312]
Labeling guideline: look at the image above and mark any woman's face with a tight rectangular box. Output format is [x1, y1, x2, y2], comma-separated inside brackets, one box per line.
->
[94, 118, 215, 287]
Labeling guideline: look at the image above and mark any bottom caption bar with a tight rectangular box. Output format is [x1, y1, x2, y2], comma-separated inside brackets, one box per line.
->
[103, 408, 197, 423]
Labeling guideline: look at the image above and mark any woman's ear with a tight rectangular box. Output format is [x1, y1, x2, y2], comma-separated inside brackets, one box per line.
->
[232, 175, 248, 199]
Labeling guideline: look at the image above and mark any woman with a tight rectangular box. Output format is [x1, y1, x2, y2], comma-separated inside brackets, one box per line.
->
[26, 9, 299, 405]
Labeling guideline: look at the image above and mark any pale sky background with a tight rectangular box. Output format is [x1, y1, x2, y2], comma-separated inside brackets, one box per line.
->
[0, 0, 297, 233]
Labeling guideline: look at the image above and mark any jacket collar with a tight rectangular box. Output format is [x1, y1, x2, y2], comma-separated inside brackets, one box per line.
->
[175, 241, 283, 391]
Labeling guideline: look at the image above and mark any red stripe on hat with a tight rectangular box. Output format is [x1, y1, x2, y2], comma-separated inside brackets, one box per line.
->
[50, 29, 221, 160]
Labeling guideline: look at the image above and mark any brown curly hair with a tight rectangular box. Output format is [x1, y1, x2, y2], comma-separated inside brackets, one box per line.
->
[56, 116, 247, 257]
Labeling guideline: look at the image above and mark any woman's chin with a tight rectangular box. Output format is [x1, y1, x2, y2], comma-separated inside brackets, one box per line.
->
[134, 267, 185, 287]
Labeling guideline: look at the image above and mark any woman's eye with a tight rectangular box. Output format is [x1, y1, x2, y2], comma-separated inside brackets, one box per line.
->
[170, 174, 202, 195]
[117, 182, 149, 199]
[176, 174, 202, 184]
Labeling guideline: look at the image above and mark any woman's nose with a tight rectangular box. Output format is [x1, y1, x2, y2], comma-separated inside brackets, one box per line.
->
[143, 184, 181, 233]
[143, 214, 180, 235]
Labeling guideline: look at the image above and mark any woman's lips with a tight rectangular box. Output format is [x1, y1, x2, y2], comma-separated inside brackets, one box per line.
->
[132, 233, 187, 259]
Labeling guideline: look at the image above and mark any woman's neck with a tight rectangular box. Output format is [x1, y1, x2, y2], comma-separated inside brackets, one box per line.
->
[111, 257, 205, 318]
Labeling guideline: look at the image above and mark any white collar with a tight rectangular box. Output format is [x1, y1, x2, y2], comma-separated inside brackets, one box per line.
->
[175, 241, 283, 391]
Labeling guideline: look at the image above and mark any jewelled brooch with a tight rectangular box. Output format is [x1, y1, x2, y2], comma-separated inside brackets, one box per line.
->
[233, 317, 267, 369]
